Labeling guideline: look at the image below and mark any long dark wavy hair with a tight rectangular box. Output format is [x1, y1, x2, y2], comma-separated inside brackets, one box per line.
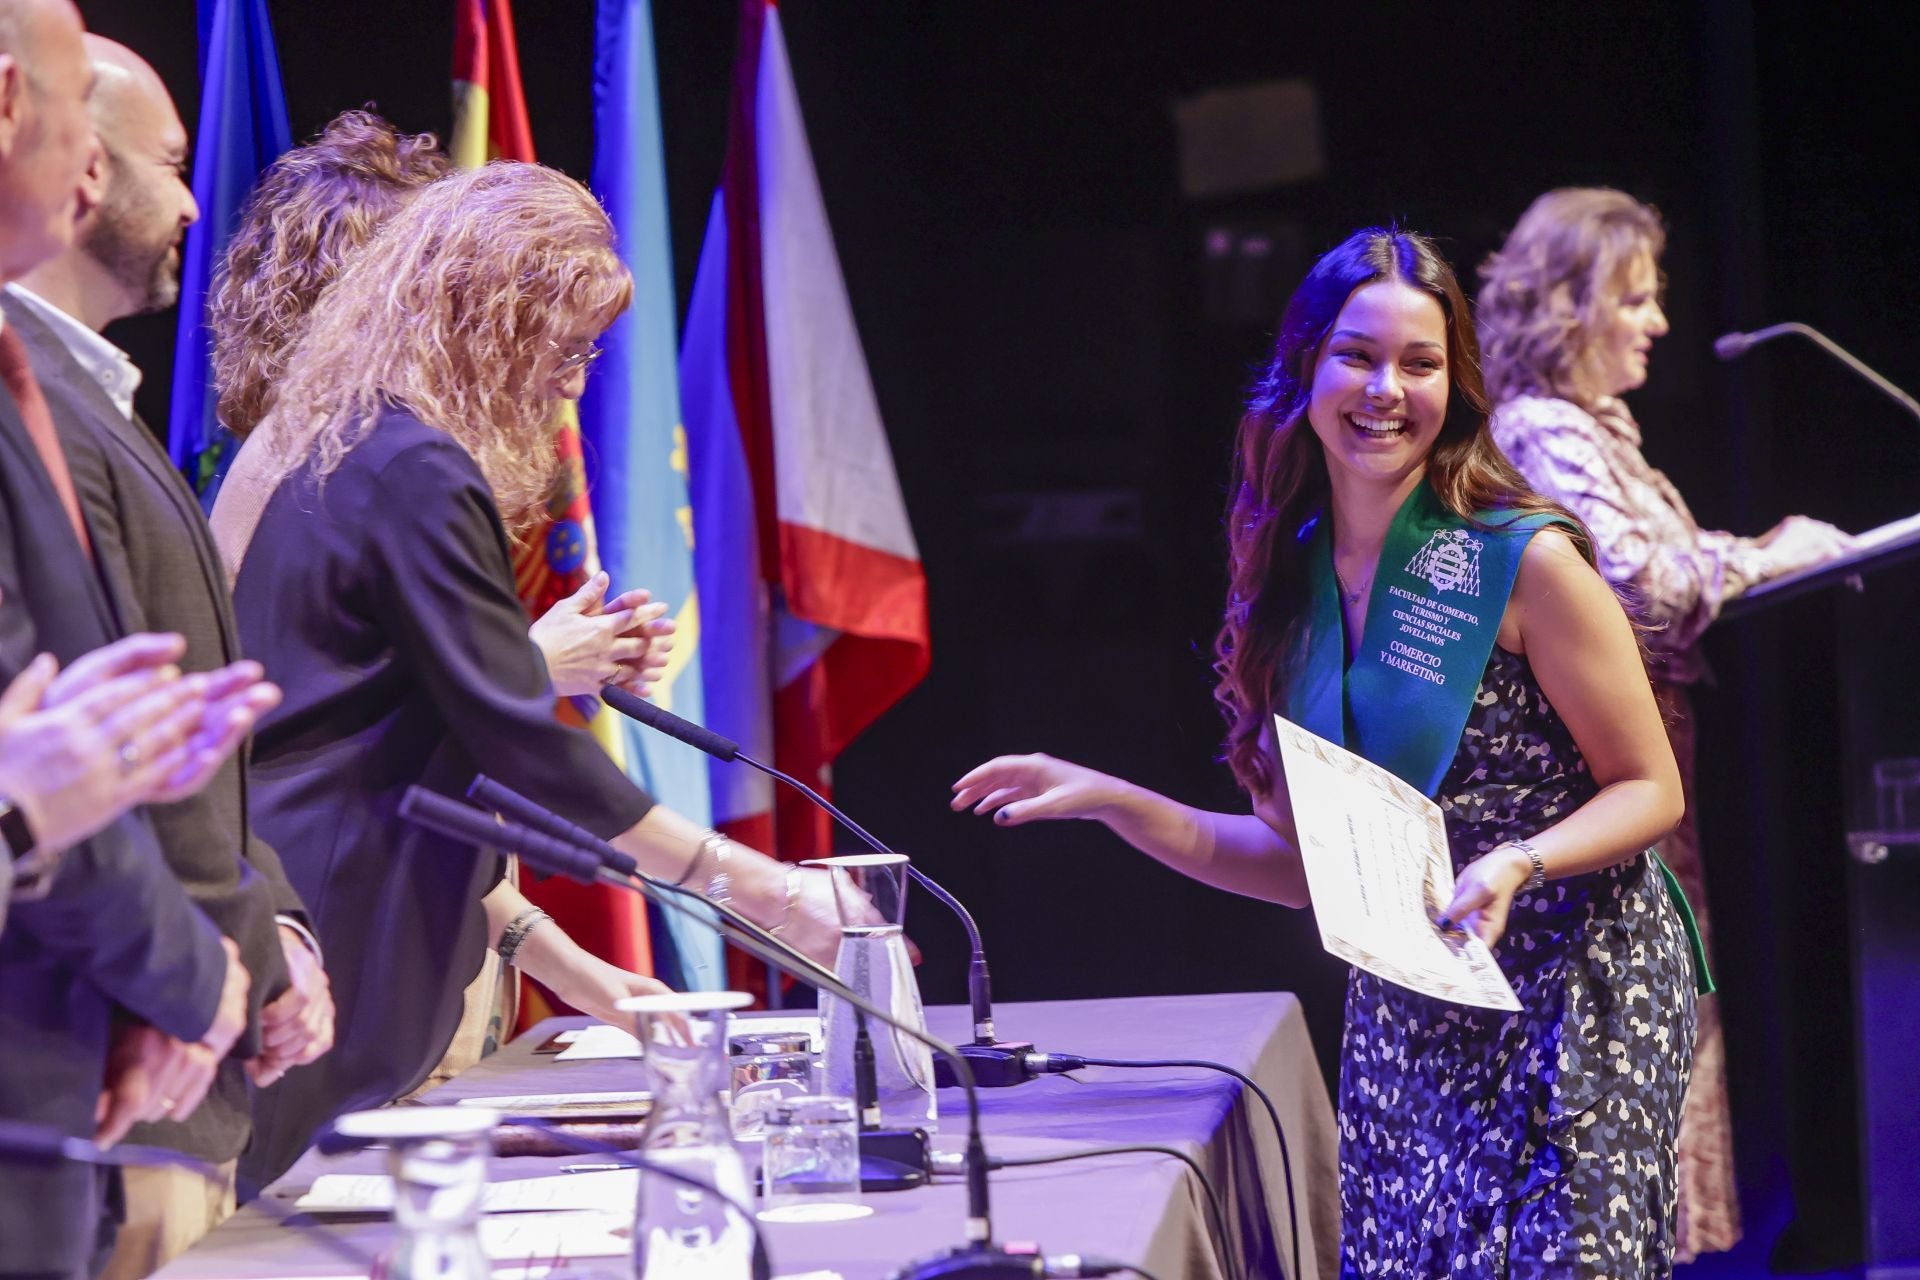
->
[1213, 227, 1589, 793]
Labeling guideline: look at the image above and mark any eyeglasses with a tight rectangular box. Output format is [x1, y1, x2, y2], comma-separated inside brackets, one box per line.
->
[550, 342, 605, 375]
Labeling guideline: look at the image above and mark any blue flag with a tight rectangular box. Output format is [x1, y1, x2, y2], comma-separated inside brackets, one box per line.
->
[168, 0, 291, 495]
[585, 0, 723, 990]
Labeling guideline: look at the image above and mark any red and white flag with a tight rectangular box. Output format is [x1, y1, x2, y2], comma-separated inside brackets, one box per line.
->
[683, 0, 930, 876]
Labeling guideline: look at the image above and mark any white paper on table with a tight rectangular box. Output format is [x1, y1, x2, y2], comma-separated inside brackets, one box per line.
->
[295, 1169, 638, 1215]
[551, 1024, 643, 1062]
[1273, 713, 1521, 1011]
[481, 1210, 631, 1260]
[453, 1090, 652, 1120]
[553, 1014, 822, 1062]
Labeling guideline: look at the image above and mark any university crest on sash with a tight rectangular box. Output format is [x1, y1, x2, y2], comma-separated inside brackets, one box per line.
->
[1405, 528, 1483, 596]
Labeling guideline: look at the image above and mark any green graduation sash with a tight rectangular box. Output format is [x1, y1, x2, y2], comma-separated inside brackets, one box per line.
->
[1283, 482, 1712, 993]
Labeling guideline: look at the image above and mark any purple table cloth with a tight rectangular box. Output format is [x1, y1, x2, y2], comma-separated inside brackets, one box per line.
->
[159, 992, 1339, 1280]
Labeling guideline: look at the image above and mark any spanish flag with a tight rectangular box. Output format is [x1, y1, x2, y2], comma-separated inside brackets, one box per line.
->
[451, 0, 656, 986]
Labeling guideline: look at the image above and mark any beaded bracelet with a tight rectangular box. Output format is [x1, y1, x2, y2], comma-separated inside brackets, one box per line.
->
[497, 906, 551, 967]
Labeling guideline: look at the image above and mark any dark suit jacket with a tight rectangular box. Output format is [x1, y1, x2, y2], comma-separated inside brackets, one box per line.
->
[3, 293, 303, 1166]
[234, 408, 653, 1189]
[0, 368, 228, 1276]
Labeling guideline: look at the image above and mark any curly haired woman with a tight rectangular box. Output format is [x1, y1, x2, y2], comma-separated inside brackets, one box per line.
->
[1477, 186, 1854, 1259]
[209, 163, 846, 1187]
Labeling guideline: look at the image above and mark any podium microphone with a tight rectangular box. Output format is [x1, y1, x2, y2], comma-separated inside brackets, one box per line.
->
[399, 786, 1053, 1279]
[600, 687, 1039, 1088]
[1715, 321, 1920, 423]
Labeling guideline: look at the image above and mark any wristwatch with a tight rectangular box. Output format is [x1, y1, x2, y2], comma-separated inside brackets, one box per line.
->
[0, 793, 49, 900]
[1508, 839, 1547, 892]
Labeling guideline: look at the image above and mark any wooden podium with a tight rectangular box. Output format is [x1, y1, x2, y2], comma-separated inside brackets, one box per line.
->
[1728, 512, 1920, 1278]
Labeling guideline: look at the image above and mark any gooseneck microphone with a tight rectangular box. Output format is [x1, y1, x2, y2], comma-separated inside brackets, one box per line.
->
[465, 774, 926, 1191]
[1715, 321, 1920, 423]
[399, 787, 1047, 1278]
[599, 687, 1038, 1088]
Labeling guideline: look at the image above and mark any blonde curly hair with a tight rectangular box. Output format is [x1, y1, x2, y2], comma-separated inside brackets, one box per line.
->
[251, 161, 632, 529]
[209, 110, 450, 438]
[1476, 187, 1665, 408]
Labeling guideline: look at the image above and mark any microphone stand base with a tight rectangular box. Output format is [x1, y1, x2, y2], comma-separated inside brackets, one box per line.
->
[860, 1127, 931, 1192]
[890, 1244, 1044, 1279]
[934, 1042, 1036, 1090]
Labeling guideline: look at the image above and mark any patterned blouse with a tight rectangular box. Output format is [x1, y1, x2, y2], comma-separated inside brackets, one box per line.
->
[1490, 394, 1777, 685]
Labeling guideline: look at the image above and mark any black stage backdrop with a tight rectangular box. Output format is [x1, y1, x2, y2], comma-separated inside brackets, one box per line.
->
[78, 0, 1920, 1266]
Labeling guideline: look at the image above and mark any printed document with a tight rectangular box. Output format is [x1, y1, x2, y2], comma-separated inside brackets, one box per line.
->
[1273, 713, 1521, 1011]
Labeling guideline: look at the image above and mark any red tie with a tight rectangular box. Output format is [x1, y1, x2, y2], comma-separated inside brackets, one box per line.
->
[0, 323, 92, 557]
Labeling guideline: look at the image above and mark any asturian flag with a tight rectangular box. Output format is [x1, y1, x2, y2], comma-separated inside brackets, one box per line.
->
[682, 0, 931, 899]
[582, 0, 722, 989]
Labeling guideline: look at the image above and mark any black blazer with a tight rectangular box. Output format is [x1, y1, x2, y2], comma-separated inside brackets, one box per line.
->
[3, 293, 304, 1165]
[233, 408, 654, 1189]
[0, 369, 229, 1275]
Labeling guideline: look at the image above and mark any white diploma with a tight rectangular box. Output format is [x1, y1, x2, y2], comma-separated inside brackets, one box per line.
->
[1273, 713, 1521, 1011]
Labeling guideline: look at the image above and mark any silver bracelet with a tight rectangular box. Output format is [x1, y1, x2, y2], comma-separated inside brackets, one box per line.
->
[1508, 840, 1546, 892]
[766, 867, 804, 936]
[700, 832, 734, 907]
[497, 907, 551, 967]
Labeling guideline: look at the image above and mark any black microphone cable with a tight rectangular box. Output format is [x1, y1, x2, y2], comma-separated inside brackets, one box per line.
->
[1026, 1054, 1297, 1280]
[933, 1142, 1237, 1280]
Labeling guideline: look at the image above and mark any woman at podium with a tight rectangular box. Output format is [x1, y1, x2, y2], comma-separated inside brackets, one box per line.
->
[959, 227, 1701, 1275]
[1476, 186, 1853, 1260]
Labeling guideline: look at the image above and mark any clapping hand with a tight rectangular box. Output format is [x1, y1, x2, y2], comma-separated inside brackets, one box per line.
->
[530, 572, 677, 698]
[0, 635, 207, 864]
[601, 585, 676, 696]
[143, 660, 282, 805]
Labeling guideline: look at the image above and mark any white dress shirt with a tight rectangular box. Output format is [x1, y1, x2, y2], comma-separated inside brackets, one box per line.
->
[2, 282, 143, 421]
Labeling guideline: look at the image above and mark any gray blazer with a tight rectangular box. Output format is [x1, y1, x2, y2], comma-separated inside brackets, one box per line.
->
[2, 294, 307, 1167]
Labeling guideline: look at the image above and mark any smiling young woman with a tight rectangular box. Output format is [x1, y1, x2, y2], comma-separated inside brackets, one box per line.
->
[954, 227, 1703, 1275]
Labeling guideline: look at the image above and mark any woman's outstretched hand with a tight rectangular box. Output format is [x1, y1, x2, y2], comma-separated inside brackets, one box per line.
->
[951, 753, 1127, 826]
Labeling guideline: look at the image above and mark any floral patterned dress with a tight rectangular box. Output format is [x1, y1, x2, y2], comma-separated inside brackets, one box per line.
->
[1337, 644, 1697, 1277]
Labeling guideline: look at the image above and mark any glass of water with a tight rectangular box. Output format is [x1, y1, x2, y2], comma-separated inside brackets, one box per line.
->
[1875, 758, 1920, 835]
[757, 1095, 870, 1224]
